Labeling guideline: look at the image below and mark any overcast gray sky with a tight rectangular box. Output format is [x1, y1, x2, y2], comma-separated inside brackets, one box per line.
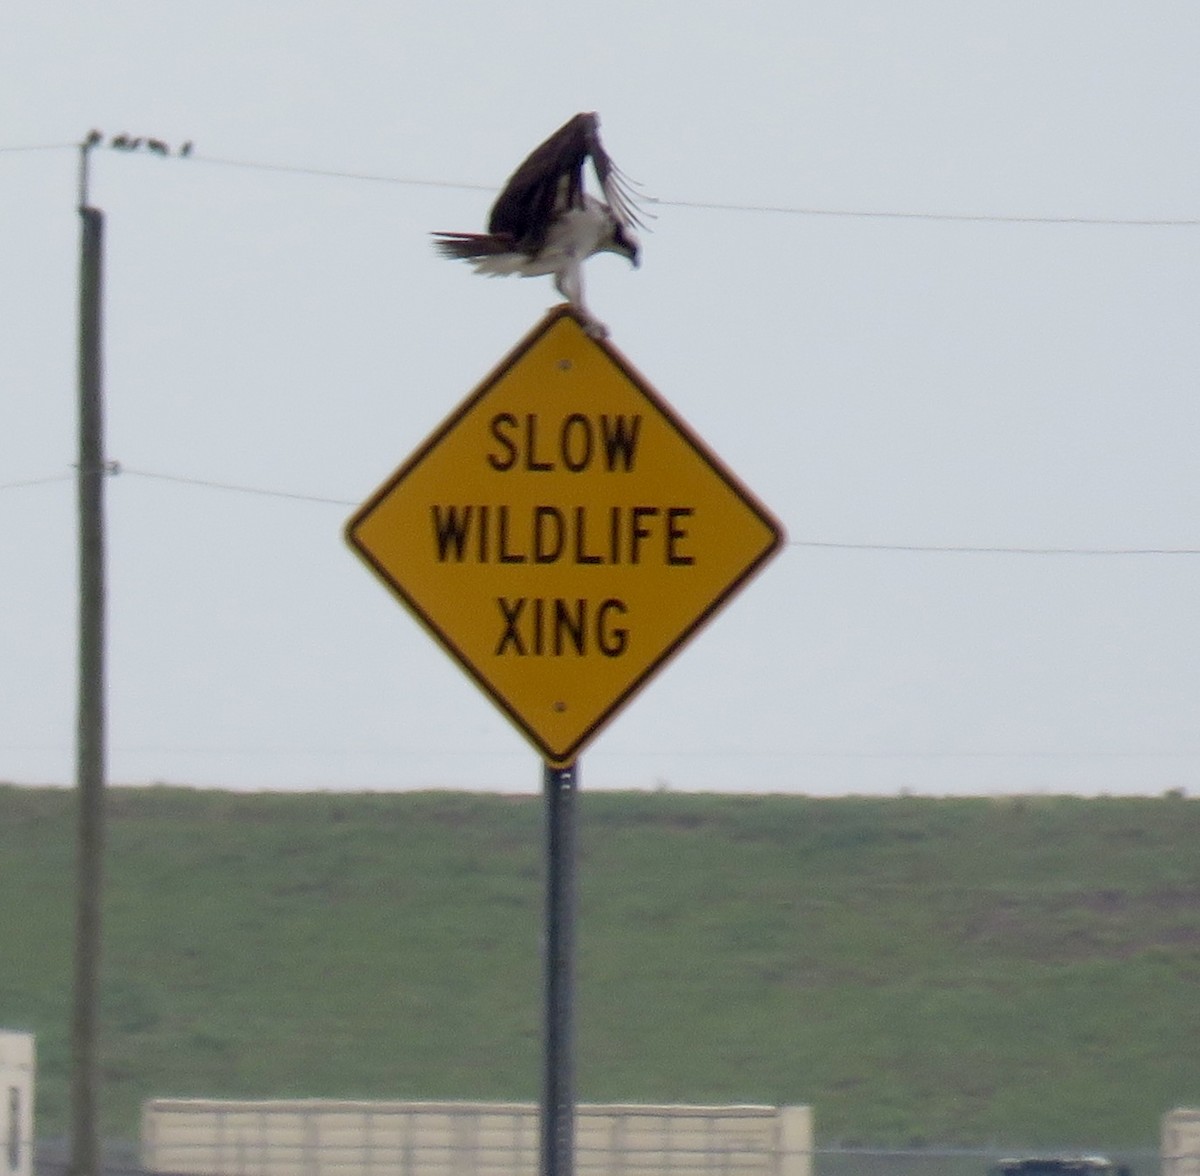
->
[2, 2, 1198, 795]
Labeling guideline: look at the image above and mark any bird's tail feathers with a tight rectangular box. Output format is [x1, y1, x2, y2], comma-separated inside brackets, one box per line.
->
[432, 232, 516, 261]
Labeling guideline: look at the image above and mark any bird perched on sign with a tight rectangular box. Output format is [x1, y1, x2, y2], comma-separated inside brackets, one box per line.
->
[432, 112, 644, 338]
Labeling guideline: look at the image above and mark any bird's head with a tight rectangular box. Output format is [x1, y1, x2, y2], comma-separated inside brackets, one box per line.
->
[610, 223, 640, 268]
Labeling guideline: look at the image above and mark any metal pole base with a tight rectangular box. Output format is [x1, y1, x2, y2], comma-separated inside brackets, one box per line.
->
[541, 761, 578, 1176]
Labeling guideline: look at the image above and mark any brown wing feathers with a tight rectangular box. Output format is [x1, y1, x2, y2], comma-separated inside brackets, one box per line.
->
[487, 113, 593, 251]
[433, 112, 642, 260]
[579, 115, 645, 231]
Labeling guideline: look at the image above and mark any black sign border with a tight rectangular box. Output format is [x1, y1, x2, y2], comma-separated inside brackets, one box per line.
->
[345, 304, 786, 766]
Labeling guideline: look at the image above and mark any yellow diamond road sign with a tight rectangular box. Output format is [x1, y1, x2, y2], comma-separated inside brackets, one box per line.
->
[346, 306, 784, 766]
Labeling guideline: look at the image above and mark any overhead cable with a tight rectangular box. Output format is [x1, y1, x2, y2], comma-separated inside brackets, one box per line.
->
[195, 153, 1200, 227]
[110, 467, 1200, 555]
[8, 141, 1194, 227]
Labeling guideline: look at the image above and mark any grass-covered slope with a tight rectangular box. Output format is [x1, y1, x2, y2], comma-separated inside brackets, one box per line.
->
[1, 786, 1197, 1146]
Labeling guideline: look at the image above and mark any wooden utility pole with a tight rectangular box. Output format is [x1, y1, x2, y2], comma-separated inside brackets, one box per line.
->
[70, 137, 107, 1176]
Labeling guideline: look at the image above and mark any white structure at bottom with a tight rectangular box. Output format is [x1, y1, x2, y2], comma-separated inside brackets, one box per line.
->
[0, 1031, 35, 1176]
[1164, 1109, 1200, 1176]
[142, 1099, 813, 1176]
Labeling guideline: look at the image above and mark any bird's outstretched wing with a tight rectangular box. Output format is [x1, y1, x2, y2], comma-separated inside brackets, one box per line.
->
[487, 112, 644, 254]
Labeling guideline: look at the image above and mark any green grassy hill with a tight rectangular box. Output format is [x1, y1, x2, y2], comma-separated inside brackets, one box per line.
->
[1, 785, 1198, 1147]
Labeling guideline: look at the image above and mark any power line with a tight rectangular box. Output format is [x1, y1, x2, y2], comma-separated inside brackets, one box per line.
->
[4, 740, 1200, 761]
[8, 464, 1199, 555]
[648, 195, 1200, 227]
[8, 463, 1198, 555]
[789, 538, 1200, 556]
[0, 143, 76, 154]
[0, 473, 74, 492]
[7, 140, 1190, 228]
[118, 466, 356, 506]
[197, 152, 494, 195]
[193, 152, 1200, 227]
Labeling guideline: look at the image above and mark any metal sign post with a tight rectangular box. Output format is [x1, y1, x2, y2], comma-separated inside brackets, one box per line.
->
[541, 761, 578, 1176]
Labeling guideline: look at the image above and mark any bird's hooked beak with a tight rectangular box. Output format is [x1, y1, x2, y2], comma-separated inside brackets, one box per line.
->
[625, 234, 642, 268]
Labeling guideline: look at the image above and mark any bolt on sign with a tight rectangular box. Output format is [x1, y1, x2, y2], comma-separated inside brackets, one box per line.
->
[345, 306, 784, 766]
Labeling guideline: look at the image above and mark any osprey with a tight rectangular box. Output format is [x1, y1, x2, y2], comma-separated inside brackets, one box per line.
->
[432, 112, 644, 338]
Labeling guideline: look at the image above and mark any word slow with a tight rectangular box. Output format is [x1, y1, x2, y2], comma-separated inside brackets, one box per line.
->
[486, 412, 642, 474]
